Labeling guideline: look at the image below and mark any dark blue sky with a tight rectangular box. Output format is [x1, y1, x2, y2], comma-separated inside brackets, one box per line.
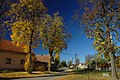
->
[33, 0, 97, 63]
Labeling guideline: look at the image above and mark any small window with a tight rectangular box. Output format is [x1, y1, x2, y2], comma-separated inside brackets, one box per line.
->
[5, 58, 11, 64]
[21, 59, 25, 65]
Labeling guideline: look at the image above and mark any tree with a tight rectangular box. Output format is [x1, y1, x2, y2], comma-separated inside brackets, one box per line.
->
[40, 13, 70, 71]
[85, 54, 109, 70]
[9, 0, 47, 73]
[61, 60, 67, 67]
[115, 48, 120, 68]
[75, 0, 120, 79]
[54, 52, 60, 69]
[0, 0, 13, 40]
[85, 54, 94, 65]
[68, 60, 72, 67]
[85, 54, 96, 70]
[0, 24, 6, 41]
[24, 54, 36, 73]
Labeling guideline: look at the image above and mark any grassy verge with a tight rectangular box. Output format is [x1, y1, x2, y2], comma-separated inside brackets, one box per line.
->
[55, 69, 114, 80]
[0, 71, 57, 79]
[55, 74, 111, 80]
[0, 71, 43, 79]
[0, 70, 14, 73]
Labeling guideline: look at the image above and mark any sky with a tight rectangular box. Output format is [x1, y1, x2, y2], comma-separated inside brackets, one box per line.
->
[33, 0, 97, 63]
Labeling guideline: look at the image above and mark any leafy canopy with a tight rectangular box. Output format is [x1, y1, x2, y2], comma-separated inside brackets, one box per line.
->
[75, 0, 120, 56]
[40, 12, 70, 53]
[9, 0, 47, 52]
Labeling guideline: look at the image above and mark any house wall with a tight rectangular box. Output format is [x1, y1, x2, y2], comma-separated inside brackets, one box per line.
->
[0, 50, 26, 70]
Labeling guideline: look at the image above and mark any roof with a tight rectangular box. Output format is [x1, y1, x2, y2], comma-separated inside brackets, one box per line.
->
[36, 55, 50, 63]
[0, 40, 26, 53]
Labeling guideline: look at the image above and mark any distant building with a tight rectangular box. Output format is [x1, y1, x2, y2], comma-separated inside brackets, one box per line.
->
[0, 40, 28, 70]
[78, 63, 87, 69]
[36, 55, 50, 63]
[35, 55, 50, 71]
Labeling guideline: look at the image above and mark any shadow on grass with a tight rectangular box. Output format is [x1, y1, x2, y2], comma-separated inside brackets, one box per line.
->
[71, 68, 109, 75]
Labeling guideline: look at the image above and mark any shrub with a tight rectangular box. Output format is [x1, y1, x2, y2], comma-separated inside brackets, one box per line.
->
[36, 66, 45, 72]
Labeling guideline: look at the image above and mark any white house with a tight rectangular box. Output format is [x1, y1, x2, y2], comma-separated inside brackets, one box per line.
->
[78, 63, 87, 69]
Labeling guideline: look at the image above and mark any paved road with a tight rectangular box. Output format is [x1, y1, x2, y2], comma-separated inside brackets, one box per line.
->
[12, 75, 63, 80]
[12, 67, 71, 80]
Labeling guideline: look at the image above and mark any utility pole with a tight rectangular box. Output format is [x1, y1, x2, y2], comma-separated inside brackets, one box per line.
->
[75, 53, 79, 71]
[72, 57, 73, 64]
[75, 53, 77, 65]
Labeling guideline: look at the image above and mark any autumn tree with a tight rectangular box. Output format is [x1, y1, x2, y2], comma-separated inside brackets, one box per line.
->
[61, 60, 67, 67]
[54, 52, 60, 69]
[9, 0, 47, 73]
[68, 60, 72, 67]
[54, 34, 69, 69]
[24, 53, 36, 72]
[75, 0, 120, 79]
[115, 48, 120, 68]
[85, 54, 109, 70]
[0, 0, 14, 40]
[85, 54, 94, 65]
[0, 0, 6, 40]
[40, 13, 70, 71]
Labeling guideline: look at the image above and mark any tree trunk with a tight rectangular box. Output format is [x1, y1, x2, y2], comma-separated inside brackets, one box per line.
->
[28, 30, 34, 73]
[109, 52, 118, 80]
[55, 53, 60, 69]
[105, 20, 118, 80]
[107, 29, 118, 80]
[48, 47, 54, 71]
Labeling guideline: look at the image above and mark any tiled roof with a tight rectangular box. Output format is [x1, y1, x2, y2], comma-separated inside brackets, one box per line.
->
[0, 40, 26, 53]
[36, 55, 50, 63]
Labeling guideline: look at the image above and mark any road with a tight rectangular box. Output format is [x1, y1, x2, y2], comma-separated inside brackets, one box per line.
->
[13, 75, 63, 80]
[12, 67, 72, 80]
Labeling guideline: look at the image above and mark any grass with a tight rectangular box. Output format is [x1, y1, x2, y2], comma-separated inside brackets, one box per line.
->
[0, 70, 13, 73]
[55, 73, 111, 80]
[0, 69, 120, 79]
[0, 71, 44, 79]
[0, 70, 59, 79]
[55, 69, 113, 80]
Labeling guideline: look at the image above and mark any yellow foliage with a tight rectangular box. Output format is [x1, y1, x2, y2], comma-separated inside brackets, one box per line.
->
[55, 53, 60, 61]
[24, 54, 35, 72]
[40, 13, 68, 53]
[23, 45, 29, 53]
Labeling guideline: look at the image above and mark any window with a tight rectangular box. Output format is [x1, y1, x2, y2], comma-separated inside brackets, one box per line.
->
[21, 59, 25, 65]
[5, 58, 11, 64]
